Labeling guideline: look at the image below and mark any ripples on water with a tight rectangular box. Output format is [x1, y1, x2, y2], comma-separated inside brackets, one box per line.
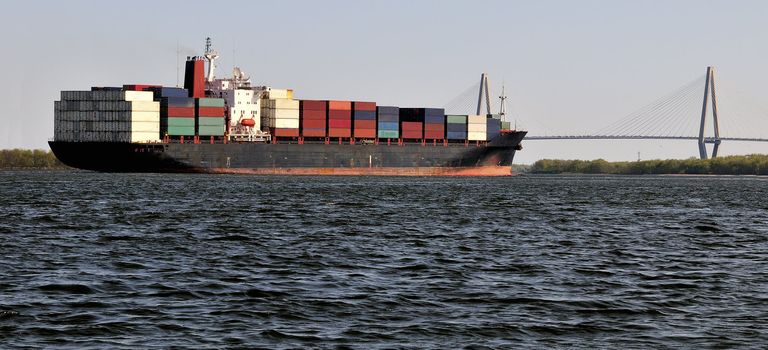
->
[1, 171, 767, 348]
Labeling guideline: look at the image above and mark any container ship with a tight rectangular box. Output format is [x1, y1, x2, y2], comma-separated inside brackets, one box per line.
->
[49, 38, 526, 176]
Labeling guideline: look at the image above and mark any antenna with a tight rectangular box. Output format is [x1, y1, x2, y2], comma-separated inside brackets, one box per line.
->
[203, 37, 220, 83]
[176, 40, 180, 87]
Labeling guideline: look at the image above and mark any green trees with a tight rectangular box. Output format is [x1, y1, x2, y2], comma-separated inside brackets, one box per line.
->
[0, 149, 67, 169]
[529, 155, 768, 175]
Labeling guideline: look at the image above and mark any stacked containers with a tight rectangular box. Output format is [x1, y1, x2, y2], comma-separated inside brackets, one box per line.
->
[399, 108, 424, 139]
[158, 88, 195, 136]
[352, 101, 376, 138]
[263, 98, 300, 137]
[377, 106, 399, 139]
[467, 115, 487, 141]
[423, 108, 445, 140]
[300, 100, 327, 137]
[446, 115, 468, 140]
[486, 117, 502, 140]
[54, 90, 160, 143]
[196, 98, 226, 136]
[328, 101, 352, 138]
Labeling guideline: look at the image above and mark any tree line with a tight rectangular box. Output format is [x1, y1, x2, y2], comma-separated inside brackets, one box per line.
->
[0, 149, 67, 169]
[530, 154, 768, 175]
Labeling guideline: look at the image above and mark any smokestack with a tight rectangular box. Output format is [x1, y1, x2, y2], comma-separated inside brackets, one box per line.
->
[184, 57, 205, 98]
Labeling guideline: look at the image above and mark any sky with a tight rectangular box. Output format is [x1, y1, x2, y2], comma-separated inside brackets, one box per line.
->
[1, 0, 768, 163]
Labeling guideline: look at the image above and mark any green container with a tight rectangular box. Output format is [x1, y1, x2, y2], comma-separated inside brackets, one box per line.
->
[165, 126, 195, 136]
[196, 98, 225, 107]
[197, 117, 225, 126]
[446, 115, 468, 123]
[163, 117, 195, 127]
[377, 130, 399, 139]
[501, 121, 511, 130]
[198, 125, 225, 136]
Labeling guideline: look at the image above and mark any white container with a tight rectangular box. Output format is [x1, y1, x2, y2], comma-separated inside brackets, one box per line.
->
[467, 132, 487, 141]
[129, 111, 160, 122]
[274, 118, 300, 128]
[129, 101, 160, 112]
[467, 115, 487, 124]
[270, 98, 299, 110]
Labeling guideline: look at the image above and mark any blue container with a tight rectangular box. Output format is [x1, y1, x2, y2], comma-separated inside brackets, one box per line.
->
[378, 121, 399, 130]
[487, 119, 501, 140]
[151, 87, 189, 98]
[377, 106, 399, 115]
[377, 114, 399, 122]
[353, 110, 376, 120]
[424, 115, 444, 124]
[424, 108, 444, 117]
[162, 97, 195, 108]
[447, 123, 467, 132]
[447, 131, 467, 140]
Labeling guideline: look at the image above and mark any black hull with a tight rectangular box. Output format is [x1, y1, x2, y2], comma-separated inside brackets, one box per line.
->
[49, 132, 526, 176]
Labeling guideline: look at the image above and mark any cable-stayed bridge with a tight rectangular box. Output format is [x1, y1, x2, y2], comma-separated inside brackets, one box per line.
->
[445, 68, 768, 159]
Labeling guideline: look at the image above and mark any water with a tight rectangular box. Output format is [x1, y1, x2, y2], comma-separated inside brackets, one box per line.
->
[1, 171, 767, 349]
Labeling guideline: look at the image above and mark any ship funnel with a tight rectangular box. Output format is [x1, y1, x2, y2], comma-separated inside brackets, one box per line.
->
[184, 57, 205, 98]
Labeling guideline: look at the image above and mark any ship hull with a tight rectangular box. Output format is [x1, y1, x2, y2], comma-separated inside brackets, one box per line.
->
[49, 131, 526, 176]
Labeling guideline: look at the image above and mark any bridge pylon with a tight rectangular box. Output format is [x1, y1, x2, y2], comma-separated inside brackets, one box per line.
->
[476, 73, 492, 115]
[698, 66, 721, 159]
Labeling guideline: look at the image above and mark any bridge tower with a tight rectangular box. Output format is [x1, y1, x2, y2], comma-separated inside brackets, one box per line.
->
[476, 73, 492, 115]
[698, 66, 721, 159]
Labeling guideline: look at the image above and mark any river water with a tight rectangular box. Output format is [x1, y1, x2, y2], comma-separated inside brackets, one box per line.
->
[1, 171, 767, 349]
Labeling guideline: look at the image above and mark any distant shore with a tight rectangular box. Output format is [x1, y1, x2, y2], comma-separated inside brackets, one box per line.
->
[528, 154, 768, 175]
[0, 149, 68, 170]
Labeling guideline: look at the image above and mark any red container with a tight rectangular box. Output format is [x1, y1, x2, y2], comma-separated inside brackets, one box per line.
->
[328, 110, 351, 119]
[273, 128, 299, 137]
[197, 107, 225, 117]
[402, 130, 423, 139]
[124, 84, 161, 91]
[329, 119, 352, 128]
[302, 119, 326, 128]
[328, 101, 352, 110]
[424, 131, 445, 139]
[328, 128, 351, 137]
[302, 128, 326, 137]
[352, 101, 376, 111]
[424, 124, 445, 132]
[354, 129, 376, 138]
[164, 107, 195, 117]
[301, 100, 327, 111]
[354, 120, 376, 129]
[401, 122, 423, 130]
[302, 110, 326, 119]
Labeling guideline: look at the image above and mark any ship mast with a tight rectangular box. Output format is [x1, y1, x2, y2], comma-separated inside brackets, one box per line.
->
[204, 37, 219, 83]
[499, 82, 507, 122]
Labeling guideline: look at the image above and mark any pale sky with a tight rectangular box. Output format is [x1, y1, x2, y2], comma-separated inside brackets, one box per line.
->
[2, 0, 768, 163]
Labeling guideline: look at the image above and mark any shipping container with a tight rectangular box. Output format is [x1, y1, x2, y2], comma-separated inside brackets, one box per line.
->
[197, 107, 226, 117]
[328, 100, 352, 110]
[273, 128, 299, 137]
[300, 100, 327, 111]
[328, 128, 351, 138]
[329, 119, 352, 128]
[352, 101, 376, 111]
[196, 98, 226, 107]
[353, 110, 376, 120]
[150, 87, 189, 98]
[302, 128, 326, 137]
